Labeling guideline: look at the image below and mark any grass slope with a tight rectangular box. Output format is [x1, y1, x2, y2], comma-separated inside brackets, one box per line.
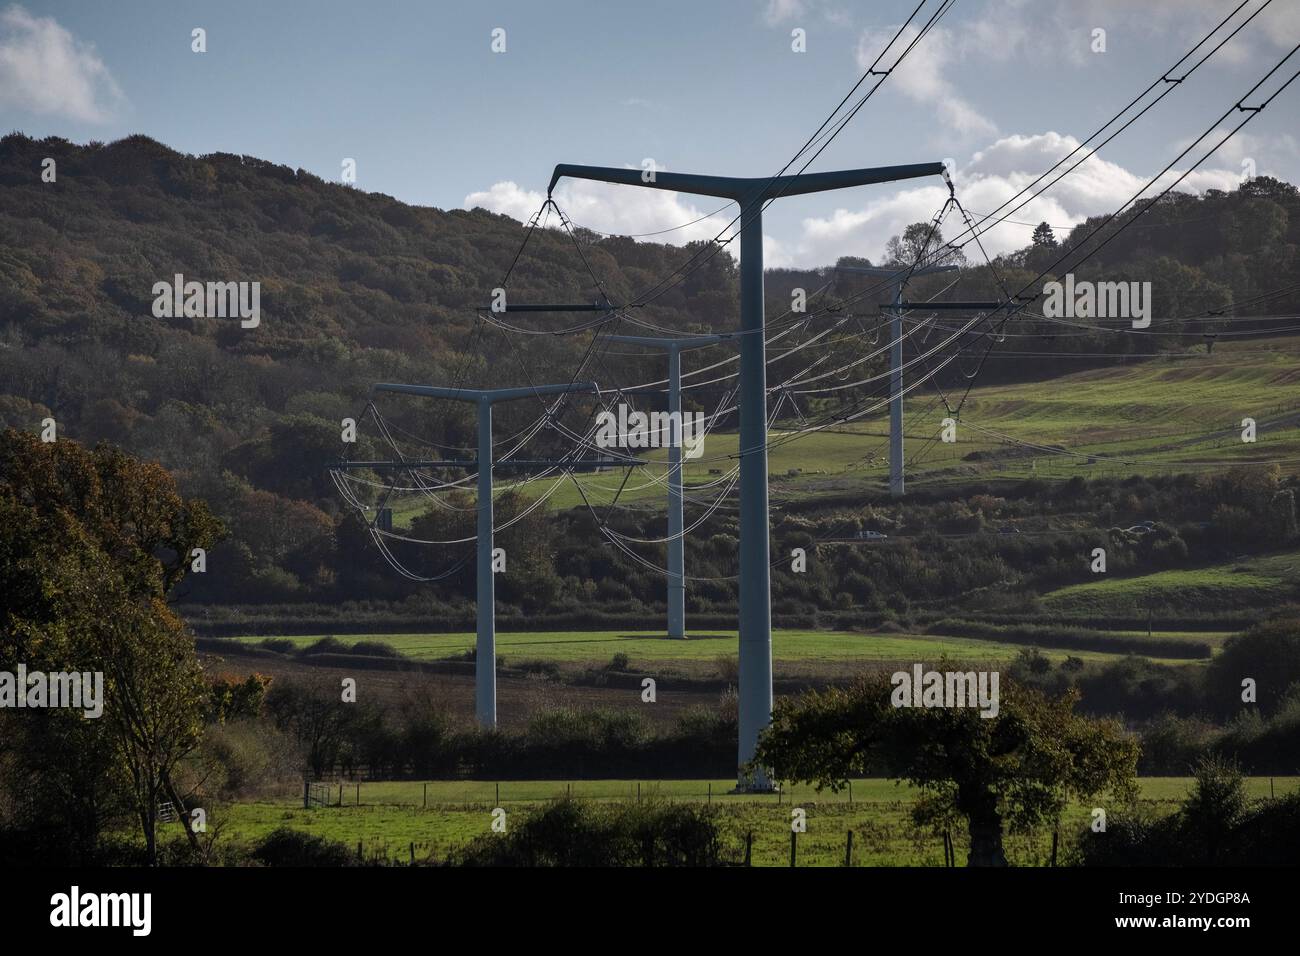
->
[523, 337, 1300, 511]
[1041, 548, 1300, 616]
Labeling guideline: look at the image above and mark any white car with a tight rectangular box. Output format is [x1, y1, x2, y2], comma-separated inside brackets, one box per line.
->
[856, 530, 888, 540]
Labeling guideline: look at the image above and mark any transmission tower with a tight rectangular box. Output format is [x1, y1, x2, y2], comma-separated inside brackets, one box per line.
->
[834, 263, 957, 496]
[335, 380, 636, 728]
[548, 162, 948, 789]
[607, 333, 736, 639]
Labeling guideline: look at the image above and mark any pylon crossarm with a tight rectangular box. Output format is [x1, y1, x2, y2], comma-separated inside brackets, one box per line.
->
[605, 332, 734, 350]
[478, 303, 623, 312]
[548, 162, 948, 200]
[886, 301, 1009, 311]
[372, 381, 599, 403]
[835, 263, 958, 279]
[332, 456, 642, 472]
[331, 459, 473, 469]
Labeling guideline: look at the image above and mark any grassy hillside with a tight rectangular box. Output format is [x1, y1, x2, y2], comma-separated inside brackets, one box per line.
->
[545, 335, 1300, 511]
[5, 134, 1299, 624]
[1041, 548, 1300, 616]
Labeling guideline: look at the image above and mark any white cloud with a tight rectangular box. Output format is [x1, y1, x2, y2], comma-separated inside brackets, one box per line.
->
[464, 173, 733, 245]
[0, 4, 123, 122]
[1002, 0, 1298, 67]
[1172, 128, 1300, 179]
[777, 131, 1247, 267]
[856, 24, 997, 139]
[464, 181, 547, 225]
[762, 0, 808, 26]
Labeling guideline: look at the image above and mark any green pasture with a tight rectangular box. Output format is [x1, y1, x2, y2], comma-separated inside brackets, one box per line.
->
[528, 337, 1300, 510]
[1042, 549, 1300, 615]
[232, 626, 1212, 667]
[210, 776, 1299, 867]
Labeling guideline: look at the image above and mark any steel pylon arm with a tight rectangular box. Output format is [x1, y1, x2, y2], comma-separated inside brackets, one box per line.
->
[373, 382, 599, 404]
[605, 332, 736, 350]
[835, 263, 958, 278]
[548, 162, 948, 200]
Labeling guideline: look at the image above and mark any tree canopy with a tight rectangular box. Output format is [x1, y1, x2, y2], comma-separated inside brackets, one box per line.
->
[754, 668, 1139, 865]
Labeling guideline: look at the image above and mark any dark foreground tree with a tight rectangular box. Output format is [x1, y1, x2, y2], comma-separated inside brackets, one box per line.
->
[754, 670, 1139, 866]
[0, 429, 221, 863]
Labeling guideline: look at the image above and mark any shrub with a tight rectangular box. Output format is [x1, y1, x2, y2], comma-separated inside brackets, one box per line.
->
[349, 640, 401, 657]
[453, 798, 724, 867]
[251, 827, 355, 867]
[297, 636, 349, 656]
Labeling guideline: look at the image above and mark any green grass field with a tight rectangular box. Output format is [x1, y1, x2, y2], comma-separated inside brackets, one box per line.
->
[1042, 548, 1300, 616]
[517, 336, 1300, 511]
[211, 776, 1300, 867]
[235, 627, 1216, 667]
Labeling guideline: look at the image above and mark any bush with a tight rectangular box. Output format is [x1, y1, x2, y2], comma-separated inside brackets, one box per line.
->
[297, 636, 349, 657]
[453, 798, 724, 867]
[201, 719, 299, 798]
[349, 640, 401, 658]
[1076, 757, 1300, 865]
[251, 828, 356, 867]
[1204, 618, 1300, 717]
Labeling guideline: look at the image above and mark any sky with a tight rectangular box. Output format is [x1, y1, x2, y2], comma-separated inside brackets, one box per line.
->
[2, 0, 1299, 268]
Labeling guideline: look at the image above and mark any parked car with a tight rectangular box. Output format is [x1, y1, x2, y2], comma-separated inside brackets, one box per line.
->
[855, 530, 888, 540]
[997, 525, 1021, 535]
[1124, 525, 1152, 535]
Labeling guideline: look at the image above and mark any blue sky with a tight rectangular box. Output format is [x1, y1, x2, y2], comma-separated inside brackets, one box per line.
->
[3, 0, 1298, 266]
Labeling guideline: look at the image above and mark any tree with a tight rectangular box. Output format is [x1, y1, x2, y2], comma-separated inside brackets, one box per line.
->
[754, 670, 1138, 866]
[1026, 221, 1060, 273]
[884, 222, 966, 268]
[1204, 618, 1300, 718]
[0, 429, 222, 863]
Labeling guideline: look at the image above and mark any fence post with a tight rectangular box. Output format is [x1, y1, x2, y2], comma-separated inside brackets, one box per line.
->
[708, 782, 712, 804]
[410, 842, 415, 865]
[423, 782, 427, 808]
[790, 830, 797, 868]
[338, 782, 343, 806]
[848, 780, 853, 805]
[744, 831, 753, 867]
[357, 840, 363, 862]
[303, 778, 309, 810]
[356, 782, 360, 806]
[844, 829, 853, 867]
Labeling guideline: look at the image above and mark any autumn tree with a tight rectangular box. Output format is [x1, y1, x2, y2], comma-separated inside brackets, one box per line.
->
[0, 429, 222, 863]
[754, 670, 1139, 866]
